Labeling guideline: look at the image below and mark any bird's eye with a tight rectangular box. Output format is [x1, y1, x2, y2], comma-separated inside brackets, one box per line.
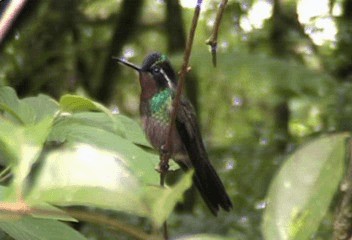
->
[152, 67, 160, 74]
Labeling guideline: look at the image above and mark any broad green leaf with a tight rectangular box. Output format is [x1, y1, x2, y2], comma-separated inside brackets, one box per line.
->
[28, 95, 188, 224]
[262, 133, 348, 240]
[147, 170, 193, 227]
[0, 86, 34, 124]
[22, 95, 59, 123]
[49, 112, 150, 147]
[49, 120, 158, 184]
[0, 119, 22, 163]
[27, 143, 191, 225]
[0, 87, 57, 125]
[0, 217, 87, 240]
[48, 112, 177, 171]
[0, 186, 75, 222]
[49, 112, 122, 141]
[0, 186, 79, 239]
[5, 118, 53, 199]
[114, 114, 151, 147]
[175, 234, 234, 240]
[30, 203, 77, 222]
[59, 94, 112, 118]
[27, 143, 149, 217]
[59, 95, 150, 145]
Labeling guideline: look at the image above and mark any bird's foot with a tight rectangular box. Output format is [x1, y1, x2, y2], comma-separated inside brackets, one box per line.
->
[157, 144, 171, 174]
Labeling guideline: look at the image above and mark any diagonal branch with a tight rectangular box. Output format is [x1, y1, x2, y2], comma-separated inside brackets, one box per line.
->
[158, 2, 202, 239]
[159, 0, 202, 182]
[0, 0, 28, 45]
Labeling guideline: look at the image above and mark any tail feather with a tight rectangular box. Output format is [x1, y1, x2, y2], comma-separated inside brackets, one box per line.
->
[192, 157, 232, 215]
[175, 99, 233, 215]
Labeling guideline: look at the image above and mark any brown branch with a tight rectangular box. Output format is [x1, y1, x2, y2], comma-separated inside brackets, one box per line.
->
[66, 209, 160, 240]
[158, 1, 202, 238]
[205, 0, 228, 67]
[159, 0, 202, 181]
[333, 139, 352, 240]
[0, 0, 28, 44]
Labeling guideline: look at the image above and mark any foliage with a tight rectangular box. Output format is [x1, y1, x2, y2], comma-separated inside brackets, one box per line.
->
[0, 77, 350, 239]
[0, 86, 194, 239]
[1, 0, 352, 239]
[263, 134, 348, 240]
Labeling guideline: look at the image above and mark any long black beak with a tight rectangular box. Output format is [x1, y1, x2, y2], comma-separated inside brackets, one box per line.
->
[112, 56, 141, 72]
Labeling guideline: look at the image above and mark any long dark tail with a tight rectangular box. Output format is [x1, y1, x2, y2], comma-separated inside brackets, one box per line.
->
[191, 157, 232, 215]
[176, 99, 233, 215]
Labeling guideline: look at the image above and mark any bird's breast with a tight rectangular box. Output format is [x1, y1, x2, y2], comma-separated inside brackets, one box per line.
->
[142, 115, 186, 159]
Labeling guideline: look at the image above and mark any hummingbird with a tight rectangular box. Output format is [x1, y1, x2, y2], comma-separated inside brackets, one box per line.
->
[115, 52, 232, 215]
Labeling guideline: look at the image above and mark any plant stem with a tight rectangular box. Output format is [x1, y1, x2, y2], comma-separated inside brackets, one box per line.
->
[205, 0, 228, 67]
[158, 1, 202, 239]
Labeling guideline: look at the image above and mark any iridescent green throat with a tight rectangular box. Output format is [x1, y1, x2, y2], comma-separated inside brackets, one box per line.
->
[150, 88, 173, 123]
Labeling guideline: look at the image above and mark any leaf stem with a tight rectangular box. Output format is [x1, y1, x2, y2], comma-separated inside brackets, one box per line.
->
[159, 0, 202, 178]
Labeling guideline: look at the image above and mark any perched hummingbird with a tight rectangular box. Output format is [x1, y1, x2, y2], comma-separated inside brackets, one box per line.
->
[115, 52, 232, 215]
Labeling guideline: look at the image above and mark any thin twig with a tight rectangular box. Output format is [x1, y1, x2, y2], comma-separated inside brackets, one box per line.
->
[159, 0, 202, 179]
[333, 139, 352, 240]
[158, 1, 202, 239]
[205, 0, 228, 67]
[0, 0, 28, 44]
[66, 209, 160, 240]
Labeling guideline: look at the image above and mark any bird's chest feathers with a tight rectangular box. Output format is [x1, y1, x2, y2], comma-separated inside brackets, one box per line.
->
[149, 89, 172, 123]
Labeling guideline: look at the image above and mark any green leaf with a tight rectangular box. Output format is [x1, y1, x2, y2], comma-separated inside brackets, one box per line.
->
[30, 203, 77, 222]
[59, 95, 147, 144]
[27, 143, 150, 217]
[49, 117, 159, 183]
[0, 186, 81, 239]
[0, 119, 22, 163]
[0, 87, 58, 125]
[147, 170, 193, 227]
[26, 95, 188, 225]
[59, 94, 112, 118]
[49, 112, 177, 172]
[27, 143, 191, 225]
[49, 112, 121, 141]
[0, 86, 33, 124]
[22, 95, 59, 123]
[114, 114, 151, 147]
[4, 118, 54, 199]
[49, 112, 150, 147]
[262, 133, 348, 240]
[0, 217, 87, 240]
[0, 88, 56, 194]
[0, 185, 75, 222]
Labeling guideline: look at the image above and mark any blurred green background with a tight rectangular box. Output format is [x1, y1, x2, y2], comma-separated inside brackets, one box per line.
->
[1, 0, 352, 239]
